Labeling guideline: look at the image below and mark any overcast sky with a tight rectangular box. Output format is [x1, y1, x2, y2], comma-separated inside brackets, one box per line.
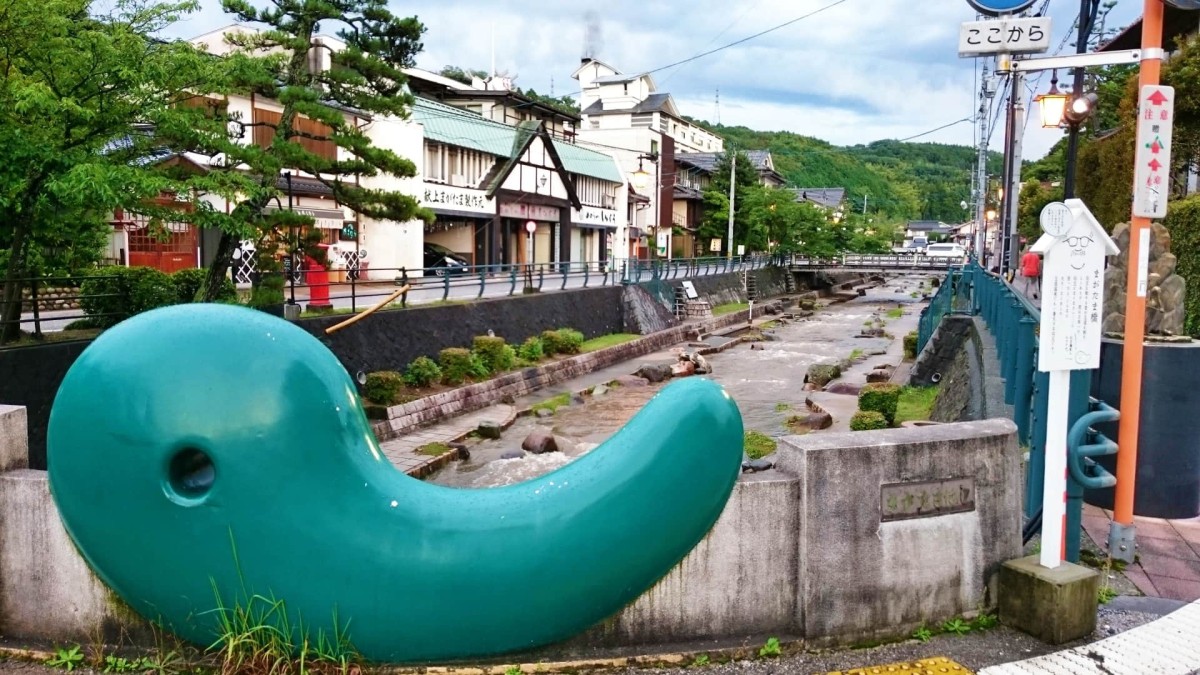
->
[162, 0, 1144, 161]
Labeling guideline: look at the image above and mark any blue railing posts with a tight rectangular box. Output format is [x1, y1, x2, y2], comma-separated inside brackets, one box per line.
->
[477, 268, 487, 299]
[583, 264, 590, 288]
[1027, 370, 1050, 519]
[1013, 316, 1038, 445]
[537, 266, 545, 292]
[442, 272, 451, 302]
[508, 266, 518, 296]
[560, 264, 569, 291]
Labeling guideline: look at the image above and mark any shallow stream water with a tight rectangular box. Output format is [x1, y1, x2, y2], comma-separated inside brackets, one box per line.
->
[427, 275, 931, 489]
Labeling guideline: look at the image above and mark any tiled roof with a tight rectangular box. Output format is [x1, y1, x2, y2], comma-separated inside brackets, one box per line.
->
[413, 97, 622, 183]
[581, 93, 674, 117]
[676, 150, 774, 175]
[792, 188, 846, 209]
[907, 220, 952, 232]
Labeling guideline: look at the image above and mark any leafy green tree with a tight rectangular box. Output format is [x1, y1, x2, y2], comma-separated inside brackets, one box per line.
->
[698, 150, 759, 254]
[740, 186, 825, 254]
[177, 0, 432, 301]
[1017, 180, 1063, 245]
[0, 0, 223, 342]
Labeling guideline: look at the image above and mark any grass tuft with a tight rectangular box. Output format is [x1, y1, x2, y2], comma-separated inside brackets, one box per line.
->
[744, 431, 777, 460]
[580, 333, 640, 353]
[894, 386, 939, 425]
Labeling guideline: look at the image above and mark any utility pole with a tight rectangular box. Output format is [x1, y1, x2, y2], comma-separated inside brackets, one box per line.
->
[975, 60, 993, 261]
[1065, 0, 1098, 197]
[727, 152, 736, 259]
[1005, 72, 1026, 274]
[863, 193, 869, 215]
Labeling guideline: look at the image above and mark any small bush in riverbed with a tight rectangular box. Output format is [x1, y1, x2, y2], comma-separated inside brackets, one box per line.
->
[850, 411, 889, 431]
[517, 336, 545, 362]
[439, 348, 476, 386]
[472, 335, 515, 372]
[903, 331, 919, 360]
[858, 383, 901, 426]
[403, 357, 442, 388]
[364, 371, 405, 405]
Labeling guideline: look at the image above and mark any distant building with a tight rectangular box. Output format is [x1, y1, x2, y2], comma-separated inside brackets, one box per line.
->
[672, 150, 787, 256]
[573, 58, 725, 259]
[792, 188, 847, 212]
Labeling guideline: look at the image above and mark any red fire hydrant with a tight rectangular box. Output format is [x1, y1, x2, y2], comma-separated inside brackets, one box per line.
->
[305, 254, 333, 312]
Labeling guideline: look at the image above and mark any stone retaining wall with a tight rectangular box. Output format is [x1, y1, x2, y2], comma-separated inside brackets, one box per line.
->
[20, 286, 81, 312]
[372, 301, 783, 441]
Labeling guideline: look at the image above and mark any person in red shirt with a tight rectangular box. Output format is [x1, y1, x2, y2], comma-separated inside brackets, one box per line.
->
[1020, 248, 1041, 299]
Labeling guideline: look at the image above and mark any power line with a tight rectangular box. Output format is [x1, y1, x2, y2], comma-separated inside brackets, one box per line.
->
[657, 0, 766, 88]
[643, 0, 851, 75]
[896, 117, 975, 143]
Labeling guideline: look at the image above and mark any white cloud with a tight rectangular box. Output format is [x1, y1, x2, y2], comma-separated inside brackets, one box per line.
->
[162, 0, 1145, 161]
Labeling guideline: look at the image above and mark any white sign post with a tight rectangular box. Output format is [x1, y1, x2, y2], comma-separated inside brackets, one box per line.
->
[1133, 85, 1175, 220]
[1032, 199, 1119, 569]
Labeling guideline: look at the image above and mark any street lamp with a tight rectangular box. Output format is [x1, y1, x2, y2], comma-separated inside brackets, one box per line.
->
[1035, 71, 1070, 129]
[628, 152, 661, 261]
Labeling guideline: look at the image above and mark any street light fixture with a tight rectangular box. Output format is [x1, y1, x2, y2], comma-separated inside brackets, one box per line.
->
[1035, 71, 1070, 129]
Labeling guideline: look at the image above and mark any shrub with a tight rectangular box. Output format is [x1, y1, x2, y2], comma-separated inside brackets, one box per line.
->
[468, 352, 491, 379]
[903, 331, 919, 360]
[363, 371, 405, 406]
[80, 266, 178, 327]
[541, 329, 567, 355]
[403, 357, 442, 388]
[1163, 195, 1200, 336]
[555, 328, 585, 355]
[517, 336, 545, 362]
[858, 383, 902, 426]
[172, 268, 237, 304]
[439, 348, 475, 386]
[472, 335, 515, 372]
[850, 411, 889, 431]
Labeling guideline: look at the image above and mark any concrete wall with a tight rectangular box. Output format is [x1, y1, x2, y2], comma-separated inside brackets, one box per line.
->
[0, 406, 27, 472]
[574, 473, 800, 649]
[0, 414, 1021, 655]
[775, 419, 1022, 647]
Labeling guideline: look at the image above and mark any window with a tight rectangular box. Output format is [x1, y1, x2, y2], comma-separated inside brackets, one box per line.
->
[576, 176, 617, 207]
[424, 142, 494, 187]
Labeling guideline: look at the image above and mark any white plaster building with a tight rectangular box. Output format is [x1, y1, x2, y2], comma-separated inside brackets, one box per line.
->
[572, 58, 725, 259]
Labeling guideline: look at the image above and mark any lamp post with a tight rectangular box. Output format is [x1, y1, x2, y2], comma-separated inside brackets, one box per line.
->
[629, 152, 660, 262]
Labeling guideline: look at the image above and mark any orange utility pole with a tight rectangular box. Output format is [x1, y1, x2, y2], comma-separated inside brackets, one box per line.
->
[1112, 0, 1165, 562]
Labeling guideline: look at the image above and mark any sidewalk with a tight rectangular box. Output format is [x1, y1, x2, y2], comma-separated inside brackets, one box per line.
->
[379, 405, 515, 474]
[1082, 502, 1200, 602]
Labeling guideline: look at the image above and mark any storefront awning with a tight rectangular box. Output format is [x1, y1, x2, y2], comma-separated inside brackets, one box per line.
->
[264, 205, 347, 229]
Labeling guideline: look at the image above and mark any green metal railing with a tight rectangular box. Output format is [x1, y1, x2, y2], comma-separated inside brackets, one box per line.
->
[922, 260, 1121, 563]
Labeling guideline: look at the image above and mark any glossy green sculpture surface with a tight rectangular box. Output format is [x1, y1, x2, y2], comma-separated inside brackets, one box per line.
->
[47, 304, 744, 663]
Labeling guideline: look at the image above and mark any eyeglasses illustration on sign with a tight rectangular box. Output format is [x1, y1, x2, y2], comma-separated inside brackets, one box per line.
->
[1066, 235, 1094, 270]
[965, 0, 1038, 16]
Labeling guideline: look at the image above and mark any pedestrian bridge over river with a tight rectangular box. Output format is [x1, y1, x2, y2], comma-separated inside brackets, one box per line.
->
[787, 253, 965, 273]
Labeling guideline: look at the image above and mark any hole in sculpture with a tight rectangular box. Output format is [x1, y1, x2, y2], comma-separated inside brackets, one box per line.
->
[168, 447, 215, 499]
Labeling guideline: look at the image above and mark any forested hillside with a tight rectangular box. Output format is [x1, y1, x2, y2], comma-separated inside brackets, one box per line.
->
[686, 119, 1003, 223]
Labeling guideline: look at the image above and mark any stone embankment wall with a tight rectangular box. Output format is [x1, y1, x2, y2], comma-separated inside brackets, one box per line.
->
[1, 269, 793, 469]
[0, 405, 1022, 654]
[20, 286, 81, 312]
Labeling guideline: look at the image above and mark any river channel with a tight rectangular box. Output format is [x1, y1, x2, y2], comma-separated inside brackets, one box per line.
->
[426, 274, 932, 489]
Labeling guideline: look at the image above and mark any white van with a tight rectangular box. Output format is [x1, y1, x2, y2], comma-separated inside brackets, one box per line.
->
[924, 243, 966, 259]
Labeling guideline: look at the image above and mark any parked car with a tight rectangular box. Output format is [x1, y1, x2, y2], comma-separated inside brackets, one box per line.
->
[424, 243, 471, 275]
[924, 243, 967, 259]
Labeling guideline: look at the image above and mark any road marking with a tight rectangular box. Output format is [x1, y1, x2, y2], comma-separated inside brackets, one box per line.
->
[979, 599, 1200, 674]
[828, 656, 972, 674]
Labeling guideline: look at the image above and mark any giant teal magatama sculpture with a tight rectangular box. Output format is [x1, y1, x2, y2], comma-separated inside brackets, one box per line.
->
[46, 303, 744, 663]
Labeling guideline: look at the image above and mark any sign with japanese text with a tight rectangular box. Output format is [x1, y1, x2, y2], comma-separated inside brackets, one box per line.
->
[1133, 85, 1175, 219]
[499, 201, 559, 222]
[965, 0, 1037, 16]
[423, 184, 493, 216]
[1032, 200, 1119, 372]
[881, 478, 976, 522]
[958, 17, 1052, 56]
[709, 238, 722, 252]
[571, 205, 618, 228]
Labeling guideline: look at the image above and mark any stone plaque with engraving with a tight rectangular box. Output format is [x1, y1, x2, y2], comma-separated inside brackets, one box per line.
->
[880, 478, 975, 522]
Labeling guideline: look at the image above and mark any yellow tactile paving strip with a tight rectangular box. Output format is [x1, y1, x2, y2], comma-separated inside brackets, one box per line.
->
[828, 656, 973, 675]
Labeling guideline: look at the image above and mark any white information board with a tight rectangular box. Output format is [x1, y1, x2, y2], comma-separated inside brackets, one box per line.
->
[1032, 200, 1119, 373]
[681, 281, 699, 300]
